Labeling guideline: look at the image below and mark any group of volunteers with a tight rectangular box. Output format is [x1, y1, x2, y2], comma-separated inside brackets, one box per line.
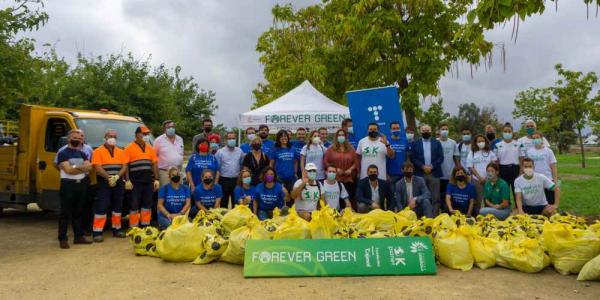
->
[55, 117, 560, 249]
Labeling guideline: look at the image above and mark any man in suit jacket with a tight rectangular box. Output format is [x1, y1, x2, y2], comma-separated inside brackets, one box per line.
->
[410, 124, 444, 215]
[356, 164, 395, 213]
[394, 161, 434, 218]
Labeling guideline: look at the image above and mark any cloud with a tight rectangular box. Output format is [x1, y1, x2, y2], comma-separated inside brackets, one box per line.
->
[21, 0, 600, 129]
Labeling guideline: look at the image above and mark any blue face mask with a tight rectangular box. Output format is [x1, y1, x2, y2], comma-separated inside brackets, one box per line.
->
[532, 138, 542, 146]
[503, 132, 513, 140]
[242, 177, 251, 185]
[307, 171, 317, 181]
[227, 139, 236, 148]
[462, 134, 471, 142]
[337, 136, 346, 144]
[326, 172, 337, 181]
[166, 127, 176, 136]
[391, 130, 401, 137]
[210, 142, 219, 150]
[440, 130, 449, 138]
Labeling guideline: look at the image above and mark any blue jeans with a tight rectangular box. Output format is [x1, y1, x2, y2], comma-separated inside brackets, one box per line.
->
[479, 207, 511, 220]
[157, 213, 171, 229]
[257, 210, 269, 221]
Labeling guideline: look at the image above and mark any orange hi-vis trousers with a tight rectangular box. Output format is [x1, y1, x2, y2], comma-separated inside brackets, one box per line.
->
[93, 183, 124, 235]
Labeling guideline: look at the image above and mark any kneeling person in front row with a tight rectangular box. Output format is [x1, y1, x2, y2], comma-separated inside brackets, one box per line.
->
[191, 169, 222, 217]
[291, 163, 322, 221]
[515, 158, 560, 217]
[394, 161, 433, 218]
[157, 167, 191, 229]
[356, 164, 395, 212]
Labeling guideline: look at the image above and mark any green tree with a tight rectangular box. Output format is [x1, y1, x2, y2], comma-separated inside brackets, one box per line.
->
[447, 102, 502, 138]
[419, 98, 450, 130]
[255, 0, 599, 129]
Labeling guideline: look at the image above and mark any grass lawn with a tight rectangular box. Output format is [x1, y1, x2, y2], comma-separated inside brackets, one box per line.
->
[557, 153, 600, 216]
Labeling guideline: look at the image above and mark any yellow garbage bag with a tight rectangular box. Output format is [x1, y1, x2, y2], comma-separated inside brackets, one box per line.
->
[356, 209, 399, 233]
[309, 207, 340, 239]
[396, 207, 417, 222]
[542, 222, 600, 275]
[549, 213, 588, 230]
[127, 226, 160, 256]
[221, 205, 257, 233]
[220, 219, 269, 264]
[467, 229, 498, 270]
[273, 208, 311, 240]
[495, 237, 549, 273]
[261, 219, 279, 239]
[577, 254, 600, 281]
[192, 233, 229, 265]
[434, 227, 473, 271]
[589, 221, 600, 238]
[156, 216, 216, 262]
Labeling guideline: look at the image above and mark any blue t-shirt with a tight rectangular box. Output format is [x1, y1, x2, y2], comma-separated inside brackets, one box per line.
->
[254, 182, 285, 211]
[347, 133, 359, 150]
[446, 183, 477, 214]
[56, 147, 89, 164]
[193, 184, 223, 208]
[323, 141, 332, 148]
[185, 153, 220, 186]
[240, 143, 251, 154]
[159, 184, 190, 214]
[234, 185, 256, 206]
[269, 146, 297, 180]
[291, 140, 306, 178]
[490, 138, 501, 150]
[387, 137, 408, 176]
[261, 139, 275, 155]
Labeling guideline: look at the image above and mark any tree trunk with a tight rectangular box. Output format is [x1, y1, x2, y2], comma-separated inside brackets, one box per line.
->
[578, 127, 586, 168]
[398, 77, 417, 129]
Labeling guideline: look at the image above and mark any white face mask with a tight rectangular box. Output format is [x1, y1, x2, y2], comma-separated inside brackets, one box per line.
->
[142, 135, 151, 143]
[312, 137, 321, 145]
[524, 168, 534, 177]
[347, 127, 354, 134]
[406, 133, 414, 140]
[106, 137, 117, 146]
[247, 134, 256, 141]
[477, 142, 485, 150]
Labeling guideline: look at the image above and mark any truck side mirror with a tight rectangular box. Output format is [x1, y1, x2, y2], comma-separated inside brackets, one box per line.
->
[58, 136, 68, 148]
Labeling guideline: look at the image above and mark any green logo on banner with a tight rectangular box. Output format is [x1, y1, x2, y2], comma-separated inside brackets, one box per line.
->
[244, 237, 436, 277]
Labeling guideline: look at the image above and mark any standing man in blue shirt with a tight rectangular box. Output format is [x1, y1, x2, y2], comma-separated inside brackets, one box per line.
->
[291, 127, 307, 179]
[258, 124, 274, 154]
[341, 118, 358, 150]
[215, 131, 245, 209]
[387, 121, 408, 192]
[411, 124, 444, 215]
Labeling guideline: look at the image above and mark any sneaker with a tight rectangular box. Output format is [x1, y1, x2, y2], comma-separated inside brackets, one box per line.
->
[93, 235, 104, 243]
[113, 231, 126, 238]
[59, 240, 70, 249]
[73, 236, 93, 244]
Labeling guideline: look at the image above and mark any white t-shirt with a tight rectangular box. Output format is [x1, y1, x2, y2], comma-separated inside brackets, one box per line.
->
[357, 137, 387, 180]
[293, 179, 321, 212]
[495, 140, 521, 165]
[456, 142, 472, 174]
[467, 150, 498, 180]
[300, 144, 326, 180]
[517, 136, 550, 156]
[525, 147, 557, 180]
[438, 138, 458, 180]
[515, 173, 554, 206]
[322, 180, 349, 210]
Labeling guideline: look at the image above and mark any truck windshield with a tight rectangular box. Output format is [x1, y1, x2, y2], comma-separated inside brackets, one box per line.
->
[75, 118, 155, 148]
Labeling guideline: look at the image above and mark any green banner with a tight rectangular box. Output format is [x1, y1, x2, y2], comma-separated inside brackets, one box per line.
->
[244, 237, 436, 277]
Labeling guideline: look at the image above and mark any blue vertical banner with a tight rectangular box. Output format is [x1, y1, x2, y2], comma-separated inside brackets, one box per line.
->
[346, 86, 406, 139]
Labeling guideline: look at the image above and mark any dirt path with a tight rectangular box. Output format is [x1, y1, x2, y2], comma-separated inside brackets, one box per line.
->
[0, 209, 598, 300]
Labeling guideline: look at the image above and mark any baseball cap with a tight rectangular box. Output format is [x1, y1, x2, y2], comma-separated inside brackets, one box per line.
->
[305, 163, 318, 171]
[135, 125, 151, 134]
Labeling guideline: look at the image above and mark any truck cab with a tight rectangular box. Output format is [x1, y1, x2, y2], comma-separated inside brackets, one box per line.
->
[0, 105, 152, 212]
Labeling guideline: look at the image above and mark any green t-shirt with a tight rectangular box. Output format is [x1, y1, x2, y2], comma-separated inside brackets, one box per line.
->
[483, 178, 510, 206]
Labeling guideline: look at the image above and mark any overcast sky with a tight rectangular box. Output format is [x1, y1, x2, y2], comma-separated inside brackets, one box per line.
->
[15, 0, 600, 128]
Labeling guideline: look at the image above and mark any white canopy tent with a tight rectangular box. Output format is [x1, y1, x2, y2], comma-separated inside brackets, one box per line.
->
[239, 80, 350, 136]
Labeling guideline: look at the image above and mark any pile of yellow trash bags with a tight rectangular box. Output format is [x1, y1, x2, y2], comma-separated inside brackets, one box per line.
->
[127, 203, 600, 281]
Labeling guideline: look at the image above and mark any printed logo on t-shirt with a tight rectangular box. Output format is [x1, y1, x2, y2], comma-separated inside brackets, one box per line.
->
[260, 193, 279, 204]
[303, 190, 320, 202]
[521, 183, 543, 196]
[362, 146, 381, 157]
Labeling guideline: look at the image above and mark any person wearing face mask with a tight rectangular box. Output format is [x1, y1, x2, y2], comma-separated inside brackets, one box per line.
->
[191, 169, 223, 215]
[186, 137, 220, 193]
[318, 127, 332, 148]
[240, 127, 257, 154]
[387, 121, 408, 191]
[437, 123, 459, 209]
[300, 130, 327, 180]
[269, 130, 298, 203]
[208, 133, 221, 155]
[192, 118, 214, 148]
[484, 124, 501, 150]
[445, 166, 477, 216]
[517, 120, 550, 156]
[515, 158, 560, 217]
[496, 124, 521, 200]
[341, 118, 358, 149]
[321, 164, 351, 211]
[524, 132, 558, 204]
[154, 120, 184, 187]
[215, 131, 245, 209]
[254, 167, 287, 220]
[357, 123, 394, 181]
[324, 129, 359, 210]
[410, 124, 444, 215]
[455, 128, 472, 172]
[467, 134, 498, 215]
[55, 130, 93, 248]
[356, 165, 395, 213]
[123, 125, 159, 228]
[395, 162, 433, 218]
[258, 124, 275, 154]
[291, 127, 307, 179]
[234, 168, 256, 207]
[90, 129, 127, 242]
[291, 163, 323, 220]
[157, 167, 191, 229]
[242, 136, 270, 185]
[479, 163, 511, 220]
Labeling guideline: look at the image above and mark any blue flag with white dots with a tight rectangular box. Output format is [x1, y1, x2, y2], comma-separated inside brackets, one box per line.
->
[345, 86, 406, 140]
